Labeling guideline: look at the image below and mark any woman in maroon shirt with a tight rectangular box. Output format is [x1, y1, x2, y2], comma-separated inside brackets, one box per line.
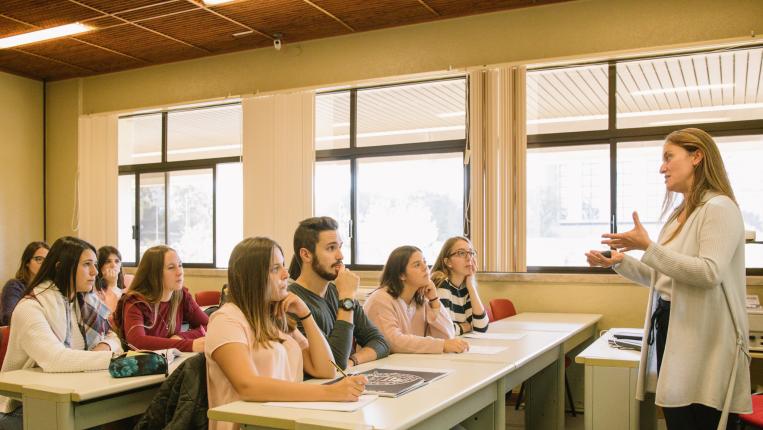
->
[115, 245, 207, 352]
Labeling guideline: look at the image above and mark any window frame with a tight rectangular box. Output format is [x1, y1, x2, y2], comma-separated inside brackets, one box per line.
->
[527, 50, 763, 275]
[315, 77, 471, 270]
[118, 102, 242, 268]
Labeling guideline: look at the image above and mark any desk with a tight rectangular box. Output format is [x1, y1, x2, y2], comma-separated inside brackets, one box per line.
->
[575, 331, 656, 430]
[0, 354, 190, 430]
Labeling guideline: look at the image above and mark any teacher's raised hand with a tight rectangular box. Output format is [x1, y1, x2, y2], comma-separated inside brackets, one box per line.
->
[584, 249, 624, 268]
[601, 211, 652, 252]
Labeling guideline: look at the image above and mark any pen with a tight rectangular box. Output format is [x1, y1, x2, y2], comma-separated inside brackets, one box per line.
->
[330, 360, 348, 378]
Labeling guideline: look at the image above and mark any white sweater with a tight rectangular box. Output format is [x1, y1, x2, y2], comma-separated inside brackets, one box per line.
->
[614, 193, 751, 421]
[0, 282, 122, 412]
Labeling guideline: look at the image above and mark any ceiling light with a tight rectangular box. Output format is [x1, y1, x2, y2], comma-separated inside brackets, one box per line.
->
[203, 0, 237, 5]
[0, 23, 92, 49]
[437, 111, 465, 118]
[630, 83, 734, 96]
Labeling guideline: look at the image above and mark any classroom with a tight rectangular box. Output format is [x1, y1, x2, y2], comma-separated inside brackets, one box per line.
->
[1, 0, 762, 429]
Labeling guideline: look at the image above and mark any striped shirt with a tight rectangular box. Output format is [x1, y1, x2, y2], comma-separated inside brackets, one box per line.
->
[436, 279, 489, 334]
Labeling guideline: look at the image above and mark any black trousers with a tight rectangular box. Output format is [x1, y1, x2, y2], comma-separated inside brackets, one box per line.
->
[651, 298, 738, 430]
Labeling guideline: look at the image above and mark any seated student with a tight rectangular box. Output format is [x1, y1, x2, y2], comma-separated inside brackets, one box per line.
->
[94, 245, 125, 312]
[206, 237, 367, 430]
[431, 236, 489, 335]
[0, 237, 122, 428]
[0, 241, 49, 326]
[363, 246, 469, 354]
[115, 245, 207, 352]
[288, 216, 389, 369]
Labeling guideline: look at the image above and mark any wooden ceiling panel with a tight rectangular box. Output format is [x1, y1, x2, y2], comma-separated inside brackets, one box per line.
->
[0, 15, 35, 37]
[76, 24, 204, 63]
[313, 0, 436, 32]
[18, 38, 145, 73]
[0, 49, 86, 80]
[76, 0, 176, 15]
[426, 0, 571, 17]
[0, 0, 103, 28]
[214, 0, 350, 42]
[82, 16, 126, 29]
[116, 1, 200, 22]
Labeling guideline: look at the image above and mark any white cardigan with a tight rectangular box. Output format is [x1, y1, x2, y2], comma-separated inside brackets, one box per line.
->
[614, 193, 752, 424]
[0, 282, 122, 413]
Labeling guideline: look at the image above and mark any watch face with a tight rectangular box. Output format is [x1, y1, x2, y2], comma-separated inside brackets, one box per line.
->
[341, 298, 354, 310]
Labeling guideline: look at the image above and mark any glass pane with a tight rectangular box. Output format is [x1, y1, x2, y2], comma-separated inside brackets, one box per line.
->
[216, 163, 243, 268]
[167, 104, 242, 162]
[617, 47, 763, 128]
[526, 144, 610, 267]
[356, 153, 464, 265]
[356, 79, 466, 147]
[314, 160, 351, 263]
[118, 114, 162, 165]
[168, 169, 213, 264]
[315, 91, 350, 150]
[526, 64, 608, 134]
[139, 172, 166, 258]
[118, 175, 136, 263]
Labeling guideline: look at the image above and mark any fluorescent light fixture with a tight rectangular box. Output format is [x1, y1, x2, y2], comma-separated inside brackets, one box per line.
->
[203, 0, 237, 5]
[437, 111, 465, 118]
[0, 23, 92, 49]
[332, 122, 350, 128]
[631, 83, 734, 96]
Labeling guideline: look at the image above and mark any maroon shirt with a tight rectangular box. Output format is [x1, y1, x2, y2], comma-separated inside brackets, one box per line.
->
[120, 287, 208, 352]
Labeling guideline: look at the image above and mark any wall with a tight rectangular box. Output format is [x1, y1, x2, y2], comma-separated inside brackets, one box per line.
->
[0, 71, 43, 280]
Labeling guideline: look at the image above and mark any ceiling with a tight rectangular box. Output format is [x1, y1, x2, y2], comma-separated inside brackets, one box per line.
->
[0, 0, 568, 81]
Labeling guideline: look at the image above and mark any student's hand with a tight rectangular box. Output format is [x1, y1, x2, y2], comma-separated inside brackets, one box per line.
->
[92, 342, 111, 352]
[170, 335, 182, 340]
[601, 211, 652, 252]
[335, 266, 360, 300]
[458, 321, 473, 334]
[444, 338, 469, 353]
[103, 268, 119, 286]
[465, 274, 478, 292]
[324, 375, 368, 401]
[584, 249, 624, 268]
[281, 292, 311, 319]
[422, 280, 438, 301]
[192, 337, 206, 353]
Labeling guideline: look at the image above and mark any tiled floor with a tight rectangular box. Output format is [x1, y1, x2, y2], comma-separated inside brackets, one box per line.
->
[504, 406, 668, 429]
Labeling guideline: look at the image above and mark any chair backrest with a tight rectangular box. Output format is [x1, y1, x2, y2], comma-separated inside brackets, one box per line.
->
[194, 290, 221, 307]
[489, 298, 517, 321]
[0, 325, 10, 367]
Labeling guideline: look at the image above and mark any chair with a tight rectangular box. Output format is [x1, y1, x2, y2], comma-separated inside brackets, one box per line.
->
[0, 325, 10, 367]
[194, 290, 221, 307]
[740, 394, 763, 429]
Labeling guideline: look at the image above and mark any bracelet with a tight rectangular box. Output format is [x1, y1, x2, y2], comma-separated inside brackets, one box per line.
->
[298, 311, 312, 321]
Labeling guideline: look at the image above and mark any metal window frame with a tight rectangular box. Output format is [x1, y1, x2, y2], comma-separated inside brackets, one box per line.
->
[315, 77, 470, 270]
[526, 50, 763, 276]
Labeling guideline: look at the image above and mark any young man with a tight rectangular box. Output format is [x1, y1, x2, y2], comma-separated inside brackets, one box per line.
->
[288, 216, 389, 369]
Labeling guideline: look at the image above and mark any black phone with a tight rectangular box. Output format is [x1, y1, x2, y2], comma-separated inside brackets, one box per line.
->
[601, 250, 612, 258]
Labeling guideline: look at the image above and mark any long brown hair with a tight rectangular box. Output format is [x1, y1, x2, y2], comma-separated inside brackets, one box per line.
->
[26, 237, 94, 301]
[379, 245, 425, 307]
[14, 241, 50, 285]
[95, 245, 124, 292]
[115, 245, 182, 338]
[431, 236, 471, 288]
[227, 237, 292, 348]
[660, 128, 737, 244]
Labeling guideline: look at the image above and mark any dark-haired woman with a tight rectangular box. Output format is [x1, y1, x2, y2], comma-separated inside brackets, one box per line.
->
[363, 246, 468, 354]
[94, 246, 125, 313]
[0, 237, 122, 428]
[206, 237, 367, 430]
[0, 241, 49, 326]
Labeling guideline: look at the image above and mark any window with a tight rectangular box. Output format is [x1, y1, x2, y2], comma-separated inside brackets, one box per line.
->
[527, 46, 763, 274]
[314, 78, 468, 267]
[118, 102, 243, 267]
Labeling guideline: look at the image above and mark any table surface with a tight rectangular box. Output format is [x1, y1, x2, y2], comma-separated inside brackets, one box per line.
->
[575, 330, 641, 368]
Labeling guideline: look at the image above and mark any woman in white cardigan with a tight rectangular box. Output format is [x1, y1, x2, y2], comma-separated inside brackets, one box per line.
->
[0, 236, 123, 430]
[585, 128, 751, 430]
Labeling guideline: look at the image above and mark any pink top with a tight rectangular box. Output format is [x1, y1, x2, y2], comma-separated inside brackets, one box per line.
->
[362, 287, 455, 354]
[205, 303, 309, 430]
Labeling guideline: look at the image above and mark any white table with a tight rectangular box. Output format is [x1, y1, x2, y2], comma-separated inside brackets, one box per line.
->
[575, 330, 656, 430]
[0, 354, 191, 430]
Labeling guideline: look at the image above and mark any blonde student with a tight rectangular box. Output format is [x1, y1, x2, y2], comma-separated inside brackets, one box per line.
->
[364, 245, 469, 354]
[206, 237, 367, 430]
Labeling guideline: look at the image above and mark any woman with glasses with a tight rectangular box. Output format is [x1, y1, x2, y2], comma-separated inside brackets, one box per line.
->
[431, 236, 488, 335]
[0, 241, 49, 325]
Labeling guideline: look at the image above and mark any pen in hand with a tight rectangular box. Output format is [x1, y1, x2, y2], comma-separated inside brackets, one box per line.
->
[330, 360, 348, 378]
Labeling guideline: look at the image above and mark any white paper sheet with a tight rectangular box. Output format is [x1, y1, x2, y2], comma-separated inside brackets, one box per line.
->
[463, 345, 508, 355]
[463, 332, 525, 340]
[263, 395, 378, 412]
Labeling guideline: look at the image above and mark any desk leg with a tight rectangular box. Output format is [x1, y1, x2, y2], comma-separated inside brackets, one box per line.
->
[494, 376, 506, 430]
[22, 386, 74, 430]
[525, 345, 564, 430]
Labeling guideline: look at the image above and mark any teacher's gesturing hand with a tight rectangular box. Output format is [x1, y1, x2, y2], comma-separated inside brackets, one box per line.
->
[601, 211, 652, 252]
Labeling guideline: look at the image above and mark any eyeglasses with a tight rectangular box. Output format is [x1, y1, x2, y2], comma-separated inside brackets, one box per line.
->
[30, 256, 45, 263]
[448, 249, 477, 259]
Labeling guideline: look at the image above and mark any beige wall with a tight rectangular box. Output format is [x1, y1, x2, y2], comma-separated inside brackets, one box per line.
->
[0, 71, 43, 281]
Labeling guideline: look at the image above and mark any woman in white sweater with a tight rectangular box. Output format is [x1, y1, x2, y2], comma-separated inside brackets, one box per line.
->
[585, 128, 751, 430]
[0, 236, 122, 429]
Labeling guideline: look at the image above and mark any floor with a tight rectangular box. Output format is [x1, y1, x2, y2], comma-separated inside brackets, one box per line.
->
[504, 404, 668, 429]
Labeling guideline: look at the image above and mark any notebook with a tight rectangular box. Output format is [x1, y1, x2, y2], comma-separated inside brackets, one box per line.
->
[326, 366, 451, 398]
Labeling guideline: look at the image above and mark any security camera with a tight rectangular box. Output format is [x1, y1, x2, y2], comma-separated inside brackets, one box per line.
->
[273, 33, 283, 51]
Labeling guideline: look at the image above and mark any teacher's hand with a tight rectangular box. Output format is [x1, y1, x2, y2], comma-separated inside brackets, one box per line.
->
[601, 211, 652, 252]
[584, 249, 624, 268]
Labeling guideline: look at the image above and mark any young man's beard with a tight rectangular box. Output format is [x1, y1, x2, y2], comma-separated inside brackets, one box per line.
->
[311, 256, 339, 281]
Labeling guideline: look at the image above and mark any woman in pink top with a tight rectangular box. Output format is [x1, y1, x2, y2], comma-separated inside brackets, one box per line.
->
[363, 245, 469, 354]
[206, 237, 368, 430]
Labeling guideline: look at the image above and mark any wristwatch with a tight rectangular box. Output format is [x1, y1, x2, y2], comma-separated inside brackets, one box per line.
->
[339, 297, 355, 311]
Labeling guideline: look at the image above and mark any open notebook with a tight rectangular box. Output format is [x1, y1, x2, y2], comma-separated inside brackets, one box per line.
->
[326, 366, 451, 398]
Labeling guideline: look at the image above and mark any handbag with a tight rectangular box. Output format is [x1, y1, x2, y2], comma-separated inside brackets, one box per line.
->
[109, 350, 169, 378]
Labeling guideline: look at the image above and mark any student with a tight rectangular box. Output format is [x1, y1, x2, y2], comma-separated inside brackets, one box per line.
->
[287, 216, 389, 369]
[0, 237, 122, 429]
[206, 237, 367, 430]
[94, 245, 125, 312]
[431, 236, 489, 335]
[0, 241, 49, 326]
[363, 245, 469, 354]
[586, 128, 751, 430]
[115, 245, 207, 352]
